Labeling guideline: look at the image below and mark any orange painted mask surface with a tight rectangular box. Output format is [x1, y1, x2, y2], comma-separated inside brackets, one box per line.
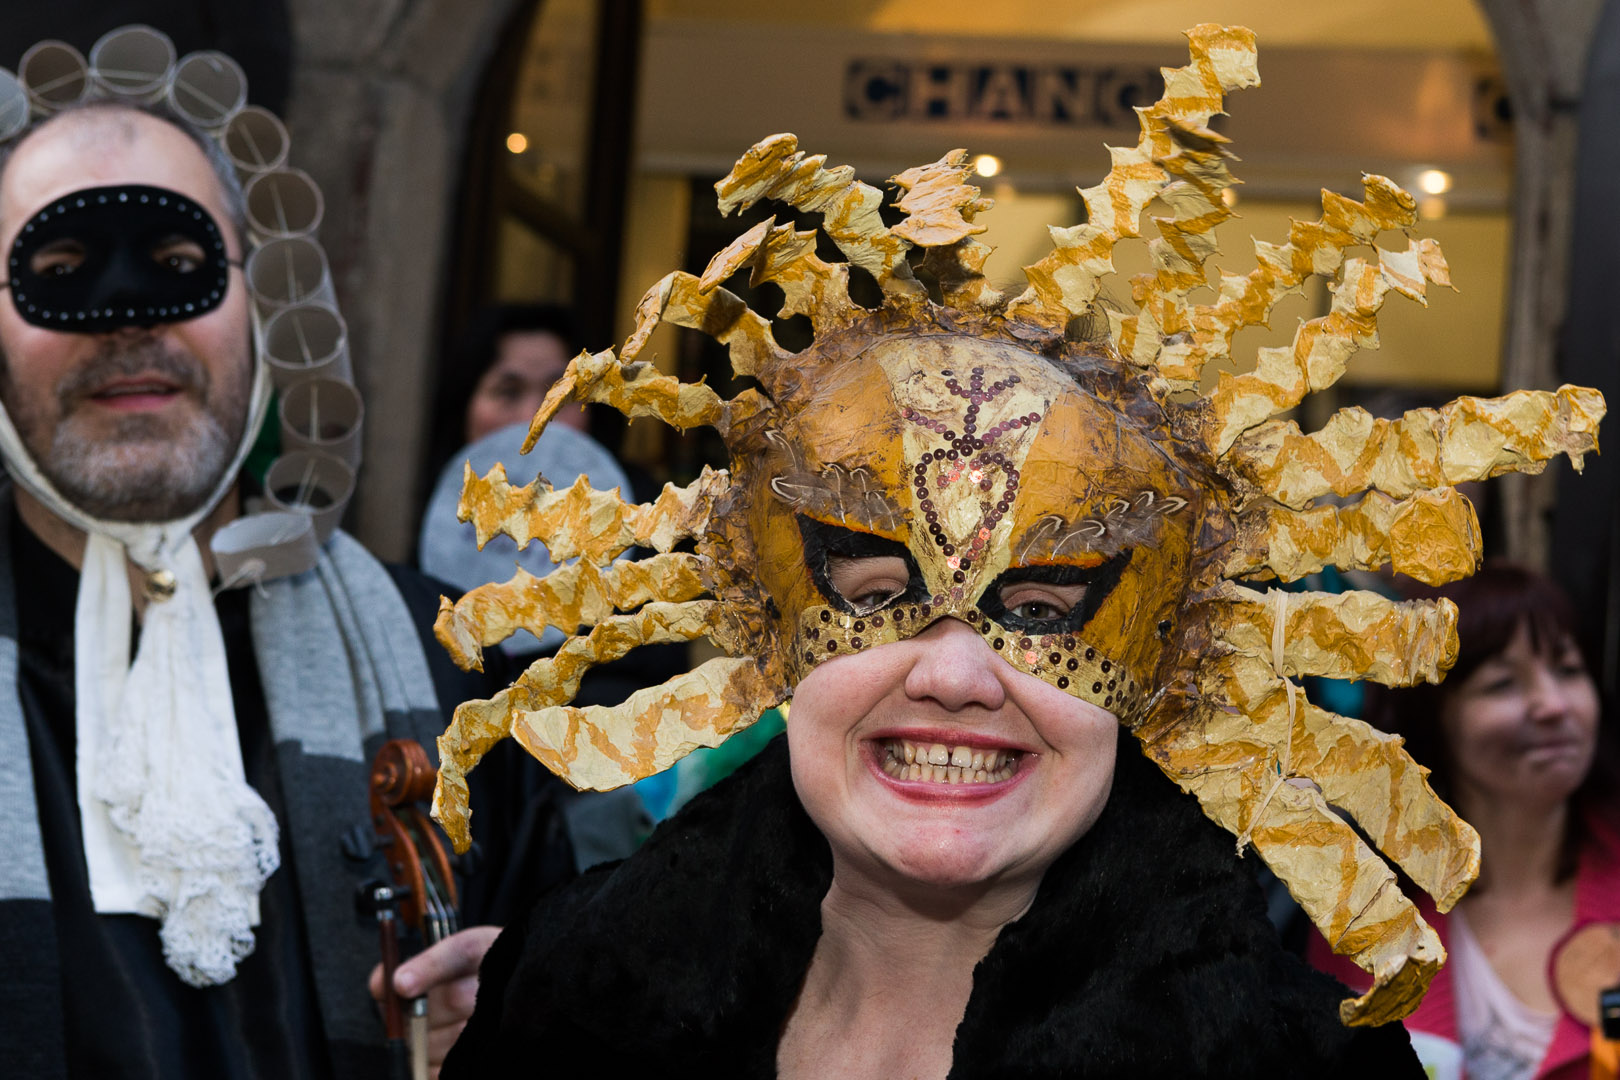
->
[749, 334, 1205, 720]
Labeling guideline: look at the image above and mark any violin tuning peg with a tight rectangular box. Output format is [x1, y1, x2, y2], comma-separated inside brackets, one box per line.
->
[354, 878, 401, 921]
[1602, 986, 1620, 1040]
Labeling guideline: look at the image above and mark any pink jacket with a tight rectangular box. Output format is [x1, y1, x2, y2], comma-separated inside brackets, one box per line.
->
[1308, 817, 1620, 1080]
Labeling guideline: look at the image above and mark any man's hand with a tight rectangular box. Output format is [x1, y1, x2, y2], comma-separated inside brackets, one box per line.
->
[368, 924, 501, 1078]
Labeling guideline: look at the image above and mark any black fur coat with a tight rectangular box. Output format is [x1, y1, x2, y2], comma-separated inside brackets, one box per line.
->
[445, 731, 1423, 1078]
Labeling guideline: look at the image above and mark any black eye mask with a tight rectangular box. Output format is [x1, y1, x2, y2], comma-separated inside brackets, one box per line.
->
[799, 513, 1130, 632]
[3, 184, 233, 332]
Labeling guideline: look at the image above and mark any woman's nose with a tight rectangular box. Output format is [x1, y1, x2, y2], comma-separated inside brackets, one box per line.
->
[903, 617, 1007, 712]
[1526, 662, 1575, 720]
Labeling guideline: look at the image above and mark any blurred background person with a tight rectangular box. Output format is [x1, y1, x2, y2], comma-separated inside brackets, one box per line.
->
[1312, 564, 1620, 1080]
[419, 303, 785, 838]
[418, 304, 699, 861]
[423, 304, 589, 484]
[419, 304, 627, 655]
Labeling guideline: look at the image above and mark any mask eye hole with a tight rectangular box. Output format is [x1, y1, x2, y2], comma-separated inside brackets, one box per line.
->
[827, 554, 910, 615]
[979, 552, 1132, 634]
[29, 238, 87, 278]
[797, 515, 927, 616]
[151, 233, 207, 274]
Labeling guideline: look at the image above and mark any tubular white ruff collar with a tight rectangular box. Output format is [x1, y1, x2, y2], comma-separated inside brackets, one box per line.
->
[0, 25, 365, 985]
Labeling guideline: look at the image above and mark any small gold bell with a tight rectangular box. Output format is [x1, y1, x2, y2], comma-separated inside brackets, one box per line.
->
[143, 568, 178, 603]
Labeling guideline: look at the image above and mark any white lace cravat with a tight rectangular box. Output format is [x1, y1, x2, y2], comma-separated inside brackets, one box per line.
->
[74, 528, 279, 987]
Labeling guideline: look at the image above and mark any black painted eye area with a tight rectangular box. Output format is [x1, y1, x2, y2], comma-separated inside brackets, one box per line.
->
[797, 514, 1130, 633]
[798, 515, 928, 616]
[977, 553, 1131, 634]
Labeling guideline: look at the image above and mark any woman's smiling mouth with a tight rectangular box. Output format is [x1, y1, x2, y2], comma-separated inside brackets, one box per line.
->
[874, 737, 1022, 784]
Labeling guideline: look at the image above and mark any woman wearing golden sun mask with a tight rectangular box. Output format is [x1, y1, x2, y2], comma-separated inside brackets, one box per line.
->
[428, 25, 1602, 1078]
[442, 335, 1427, 1078]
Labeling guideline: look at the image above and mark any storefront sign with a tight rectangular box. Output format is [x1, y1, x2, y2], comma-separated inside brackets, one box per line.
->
[843, 61, 1163, 129]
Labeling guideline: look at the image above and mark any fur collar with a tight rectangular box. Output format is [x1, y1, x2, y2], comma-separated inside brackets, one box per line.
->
[449, 731, 1422, 1078]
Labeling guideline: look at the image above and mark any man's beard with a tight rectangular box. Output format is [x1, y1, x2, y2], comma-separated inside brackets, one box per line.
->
[8, 338, 250, 523]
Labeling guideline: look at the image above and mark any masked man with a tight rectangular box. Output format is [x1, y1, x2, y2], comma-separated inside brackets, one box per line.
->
[0, 94, 567, 1080]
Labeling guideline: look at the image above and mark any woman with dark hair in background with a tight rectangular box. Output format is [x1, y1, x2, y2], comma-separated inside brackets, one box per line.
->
[1312, 563, 1620, 1080]
[418, 307, 702, 848]
[418, 306, 659, 865]
[418, 304, 629, 644]
[423, 304, 588, 488]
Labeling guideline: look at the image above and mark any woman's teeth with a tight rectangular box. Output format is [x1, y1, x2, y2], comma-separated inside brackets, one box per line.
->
[878, 739, 1018, 784]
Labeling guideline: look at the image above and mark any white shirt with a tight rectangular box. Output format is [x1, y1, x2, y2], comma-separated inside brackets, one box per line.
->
[1450, 908, 1559, 1080]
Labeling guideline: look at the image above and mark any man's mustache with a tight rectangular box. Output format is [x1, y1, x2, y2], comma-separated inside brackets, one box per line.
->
[56, 339, 209, 405]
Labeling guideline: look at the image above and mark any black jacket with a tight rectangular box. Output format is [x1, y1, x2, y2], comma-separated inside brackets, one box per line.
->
[446, 729, 1423, 1078]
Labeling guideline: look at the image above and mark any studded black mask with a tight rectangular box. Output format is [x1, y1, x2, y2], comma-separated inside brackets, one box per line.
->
[3, 184, 233, 333]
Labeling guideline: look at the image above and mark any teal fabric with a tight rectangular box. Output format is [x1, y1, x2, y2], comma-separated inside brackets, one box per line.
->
[634, 708, 789, 822]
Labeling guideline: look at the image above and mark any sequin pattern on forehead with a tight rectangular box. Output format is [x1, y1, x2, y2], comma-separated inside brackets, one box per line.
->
[903, 364, 1037, 578]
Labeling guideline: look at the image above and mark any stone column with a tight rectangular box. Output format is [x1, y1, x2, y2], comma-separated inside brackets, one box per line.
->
[1476, 0, 1606, 567]
[283, 0, 525, 560]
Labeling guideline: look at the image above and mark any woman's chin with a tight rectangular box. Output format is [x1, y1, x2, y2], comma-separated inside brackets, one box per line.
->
[1507, 749, 1593, 803]
[860, 824, 1022, 891]
[885, 854, 1003, 891]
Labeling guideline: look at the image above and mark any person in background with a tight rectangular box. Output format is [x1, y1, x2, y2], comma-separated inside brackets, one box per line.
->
[422, 304, 587, 490]
[420, 306, 689, 861]
[420, 304, 618, 636]
[460, 309, 583, 442]
[421, 305, 788, 841]
[1311, 564, 1620, 1080]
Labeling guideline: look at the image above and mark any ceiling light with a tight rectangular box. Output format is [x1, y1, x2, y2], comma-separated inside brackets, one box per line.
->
[1417, 168, 1452, 195]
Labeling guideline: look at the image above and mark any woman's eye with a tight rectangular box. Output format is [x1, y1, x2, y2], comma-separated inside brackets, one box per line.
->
[474, 370, 535, 408]
[998, 583, 1087, 624]
[29, 240, 86, 277]
[826, 553, 909, 613]
[492, 378, 530, 403]
[152, 238, 206, 273]
[1555, 645, 1589, 679]
[850, 586, 903, 609]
